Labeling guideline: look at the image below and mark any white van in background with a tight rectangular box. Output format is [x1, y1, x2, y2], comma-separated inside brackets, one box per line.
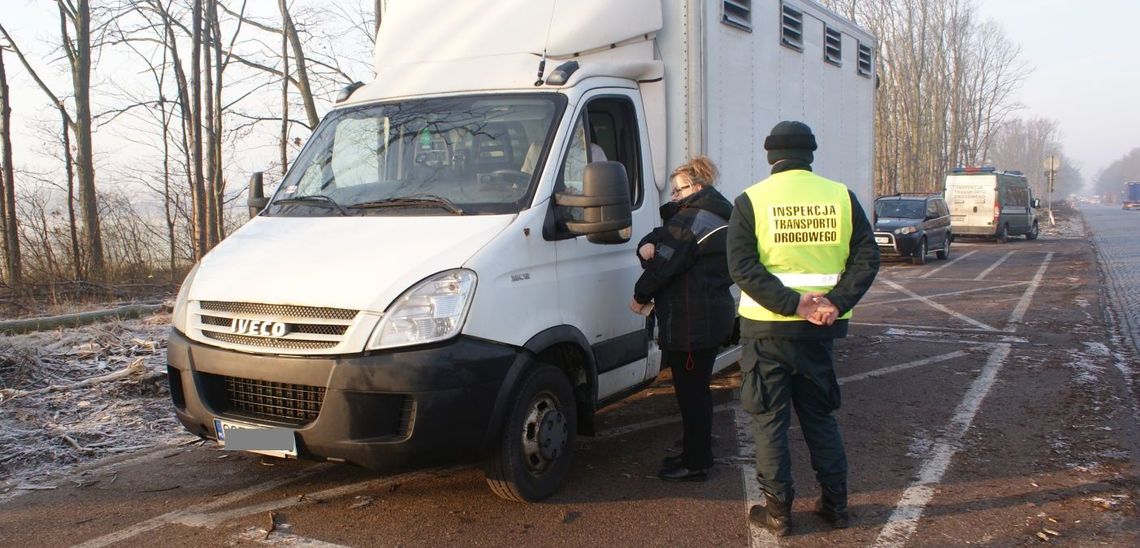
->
[945, 167, 1040, 242]
[166, 0, 876, 502]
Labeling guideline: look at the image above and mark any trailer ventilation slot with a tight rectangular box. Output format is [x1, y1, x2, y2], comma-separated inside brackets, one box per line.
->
[781, 4, 804, 51]
[722, 0, 752, 32]
[824, 26, 842, 66]
[858, 43, 873, 77]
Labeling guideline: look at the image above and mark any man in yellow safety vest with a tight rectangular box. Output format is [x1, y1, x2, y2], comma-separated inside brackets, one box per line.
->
[727, 120, 880, 536]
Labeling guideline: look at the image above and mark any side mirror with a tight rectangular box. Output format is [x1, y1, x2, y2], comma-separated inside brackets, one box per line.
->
[248, 172, 269, 218]
[1031, 198, 1041, 209]
[554, 161, 632, 244]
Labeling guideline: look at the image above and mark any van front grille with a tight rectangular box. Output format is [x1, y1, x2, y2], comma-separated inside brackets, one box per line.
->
[210, 374, 326, 425]
[193, 301, 359, 352]
[203, 332, 339, 350]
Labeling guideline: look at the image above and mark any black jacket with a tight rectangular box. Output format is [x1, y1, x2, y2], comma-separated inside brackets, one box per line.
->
[727, 163, 880, 340]
[634, 186, 735, 351]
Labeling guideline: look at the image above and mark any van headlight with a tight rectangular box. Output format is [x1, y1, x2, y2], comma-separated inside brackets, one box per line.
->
[367, 269, 477, 350]
[894, 226, 917, 235]
[171, 262, 201, 334]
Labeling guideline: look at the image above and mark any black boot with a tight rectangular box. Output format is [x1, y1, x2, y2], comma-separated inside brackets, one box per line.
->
[815, 484, 849, 529]
[748, 492, 792, 536]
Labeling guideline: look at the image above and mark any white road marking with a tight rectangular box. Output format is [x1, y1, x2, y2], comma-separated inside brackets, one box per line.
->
[1005, 252, 1053, 331]
[732, 392, 780, 548]
[974, 251, 1016, 281]
[918, 250, 976, 279]
[177, 467, 468, 528]
[837, 351, 968, 385]
[880, 328, 1027, 344]
[879, 279, 997, 331]
[859, 281, 1029, 308]
[873, 343, 1011, 547]
[874, 252, 1049, 544]
[74, 465, 332, 548]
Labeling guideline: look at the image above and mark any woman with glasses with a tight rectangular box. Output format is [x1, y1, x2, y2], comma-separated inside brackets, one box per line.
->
[629, 155, 735, 482]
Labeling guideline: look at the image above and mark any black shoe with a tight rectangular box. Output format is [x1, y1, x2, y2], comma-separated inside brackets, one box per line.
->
[657, 465, 708, 482]
[815, 497, 849, 529]
[815, 484, 849, 529]
[661, 454, 684, 467]
[749, 494, 792, 536]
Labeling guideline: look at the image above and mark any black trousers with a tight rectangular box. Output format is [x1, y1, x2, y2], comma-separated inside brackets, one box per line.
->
[739, 337, 846, 504]
[664, 347, 717, 469]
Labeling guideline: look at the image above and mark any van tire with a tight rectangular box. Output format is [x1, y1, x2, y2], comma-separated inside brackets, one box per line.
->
[912, 238, 927, 265]
[484, 363, 577, 502]
[996, 224, 1008, 243]
[936, 235, 950, 260]
[1026, 221, 1039, 240]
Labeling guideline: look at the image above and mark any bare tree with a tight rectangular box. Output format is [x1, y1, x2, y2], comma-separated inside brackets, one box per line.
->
[59, 0, 106, 278]
[0, 22, 87, 281]
[0, 46, 20, 286]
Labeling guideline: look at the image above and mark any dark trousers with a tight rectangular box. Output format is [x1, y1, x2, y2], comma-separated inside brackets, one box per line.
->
[664, 347, 717, 469]
[739, 337, 847, 504]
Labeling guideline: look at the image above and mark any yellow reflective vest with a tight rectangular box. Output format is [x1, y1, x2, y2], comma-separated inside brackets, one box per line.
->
[739, 170, 853, 322]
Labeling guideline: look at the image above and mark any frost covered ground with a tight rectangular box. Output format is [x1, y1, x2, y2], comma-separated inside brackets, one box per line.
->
[0, 311, 197, 496]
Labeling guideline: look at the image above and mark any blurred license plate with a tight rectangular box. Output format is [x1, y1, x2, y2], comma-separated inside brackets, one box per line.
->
[213, 418, 296, 458]
[875, 236, 889, 244]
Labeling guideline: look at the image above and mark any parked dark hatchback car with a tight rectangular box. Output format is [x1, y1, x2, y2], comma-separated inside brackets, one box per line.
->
[873, 194, 952, 265]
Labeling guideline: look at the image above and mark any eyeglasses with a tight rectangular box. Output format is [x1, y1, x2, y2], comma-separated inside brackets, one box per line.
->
[671, 184, 694, 196]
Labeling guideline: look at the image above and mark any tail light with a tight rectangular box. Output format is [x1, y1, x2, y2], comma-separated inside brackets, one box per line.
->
[993, 204, 1001, 223]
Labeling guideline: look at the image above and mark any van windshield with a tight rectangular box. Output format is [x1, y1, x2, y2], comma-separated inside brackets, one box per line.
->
[875, 200, 925, 219]
[268, 94, 565, 216]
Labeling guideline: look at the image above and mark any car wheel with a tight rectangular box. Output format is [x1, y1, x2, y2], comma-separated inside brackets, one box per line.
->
[912, 238, 927, 265]
[1026, 221, 1039, 240]
[936, 235, 950, 260]
[996, 224, 1008, 243]
[484, 363, 576, 502]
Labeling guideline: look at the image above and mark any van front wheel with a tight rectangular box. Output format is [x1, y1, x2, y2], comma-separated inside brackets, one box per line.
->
[484, 363, 577, 502]
[1026, 221, 1039, 240]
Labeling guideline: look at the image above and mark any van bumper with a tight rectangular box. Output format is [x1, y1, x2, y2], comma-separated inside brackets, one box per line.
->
[166, 329, 520, 470]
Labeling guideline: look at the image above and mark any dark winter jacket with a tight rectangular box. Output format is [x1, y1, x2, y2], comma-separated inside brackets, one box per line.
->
[634, 186, 735, 351]
[727, 161, 880, 340]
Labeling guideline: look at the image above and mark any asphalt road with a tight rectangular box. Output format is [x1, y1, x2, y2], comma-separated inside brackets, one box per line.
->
[2, 207, 1138, 547]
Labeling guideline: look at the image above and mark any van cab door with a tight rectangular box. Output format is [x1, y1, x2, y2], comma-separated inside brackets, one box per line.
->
[545, 88, 657, 400]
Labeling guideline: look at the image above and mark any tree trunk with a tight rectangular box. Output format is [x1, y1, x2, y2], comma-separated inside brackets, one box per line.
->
[281, 14, 289, 177]
[278, 0, 319, 129]
[190, 0, 207, 260]
[374, 0, 383, 33]
[68, 0, 104, 278]
[211, 3, 226, 243]
[61, 111, 81, 280]
[0, 48, 20, 286]
[202, 0, 219, 249]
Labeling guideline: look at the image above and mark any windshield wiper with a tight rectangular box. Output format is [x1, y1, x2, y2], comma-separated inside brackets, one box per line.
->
[349, 194, 464, 215]
[272, 195, 349, 216]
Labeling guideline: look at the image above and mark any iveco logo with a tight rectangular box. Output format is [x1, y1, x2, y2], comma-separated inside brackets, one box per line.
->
[231, 319, 291, 338]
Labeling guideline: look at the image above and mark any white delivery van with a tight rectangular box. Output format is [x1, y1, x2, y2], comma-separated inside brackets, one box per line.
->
[944, 167, 1040, 242]
[168, 0, 876, 501]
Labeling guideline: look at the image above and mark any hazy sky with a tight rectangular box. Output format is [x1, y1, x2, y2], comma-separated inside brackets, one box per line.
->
[3, 0, 1138, 185]
[973, 0, 1140, 180]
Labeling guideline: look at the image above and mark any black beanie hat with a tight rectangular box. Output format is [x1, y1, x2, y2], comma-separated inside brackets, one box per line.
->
[764, 121, 817, 165]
